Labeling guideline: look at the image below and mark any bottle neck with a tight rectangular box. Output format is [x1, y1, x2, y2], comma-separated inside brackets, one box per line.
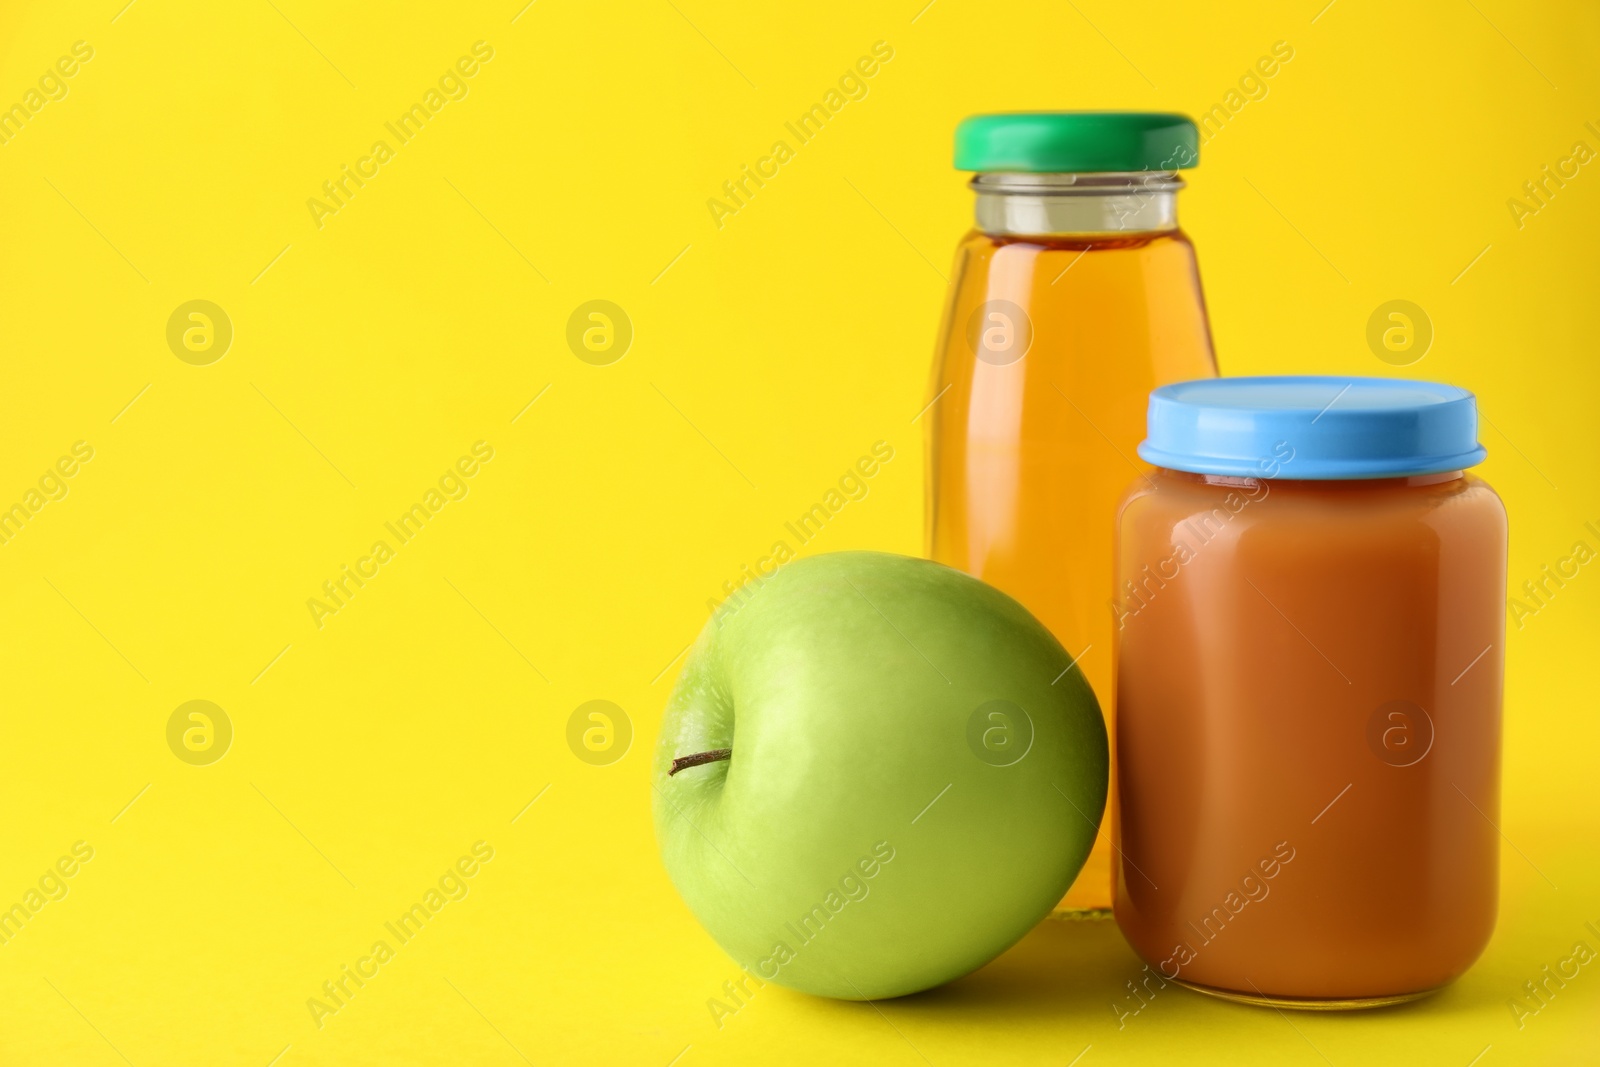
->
[972, 171, 1181, 237]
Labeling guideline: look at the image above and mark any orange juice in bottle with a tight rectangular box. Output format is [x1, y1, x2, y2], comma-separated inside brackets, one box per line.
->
[925, 113, 1217, 912]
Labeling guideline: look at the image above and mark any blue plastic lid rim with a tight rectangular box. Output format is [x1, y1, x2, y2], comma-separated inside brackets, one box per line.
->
[1138, 375, 1488, 481]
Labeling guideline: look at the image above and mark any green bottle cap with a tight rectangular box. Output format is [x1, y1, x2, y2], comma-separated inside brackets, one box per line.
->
[954, 112, 1199, 173]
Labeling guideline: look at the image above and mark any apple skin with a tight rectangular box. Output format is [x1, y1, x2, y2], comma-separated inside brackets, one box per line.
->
[652, 551, 1107, 1000]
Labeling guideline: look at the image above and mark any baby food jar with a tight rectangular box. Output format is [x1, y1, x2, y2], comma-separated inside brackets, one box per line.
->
[1112, 376, 1507, 1008]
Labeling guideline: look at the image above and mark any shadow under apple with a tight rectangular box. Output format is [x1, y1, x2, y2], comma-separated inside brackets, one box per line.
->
[896, 915, 1140, 1024]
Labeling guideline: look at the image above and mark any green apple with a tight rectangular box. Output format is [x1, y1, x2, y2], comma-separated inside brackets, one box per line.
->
[652, 550, 1107, 1000]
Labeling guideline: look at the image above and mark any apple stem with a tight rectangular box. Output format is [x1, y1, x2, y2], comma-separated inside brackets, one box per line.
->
[669, 748, 732, 776]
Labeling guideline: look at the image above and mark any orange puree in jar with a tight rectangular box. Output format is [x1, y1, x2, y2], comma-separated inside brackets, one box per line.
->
[1113, 377, 1507, 1007]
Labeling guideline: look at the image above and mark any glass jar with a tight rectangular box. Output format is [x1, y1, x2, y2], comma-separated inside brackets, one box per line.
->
[1113, 376, 1507, 1007]
[925, 113, 1218, 912]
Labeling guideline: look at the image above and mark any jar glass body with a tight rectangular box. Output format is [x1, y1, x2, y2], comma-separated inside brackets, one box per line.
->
[926, 173, 1218, 911]
[1112, 467, 1507, 1004]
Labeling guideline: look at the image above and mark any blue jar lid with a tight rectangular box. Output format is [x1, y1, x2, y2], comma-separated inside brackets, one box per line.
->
[1139, 376, 1488, 480]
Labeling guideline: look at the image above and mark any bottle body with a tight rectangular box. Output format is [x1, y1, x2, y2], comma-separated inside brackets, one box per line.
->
[1112, 468, 1507, 1003]
[926, 181, 1217, 911]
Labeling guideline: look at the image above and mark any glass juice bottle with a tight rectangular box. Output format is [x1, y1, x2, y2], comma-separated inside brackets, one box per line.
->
[925, 113, 1218, 912]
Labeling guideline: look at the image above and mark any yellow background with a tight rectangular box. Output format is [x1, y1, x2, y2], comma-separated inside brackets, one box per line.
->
[2, 0, 1597, 1063]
